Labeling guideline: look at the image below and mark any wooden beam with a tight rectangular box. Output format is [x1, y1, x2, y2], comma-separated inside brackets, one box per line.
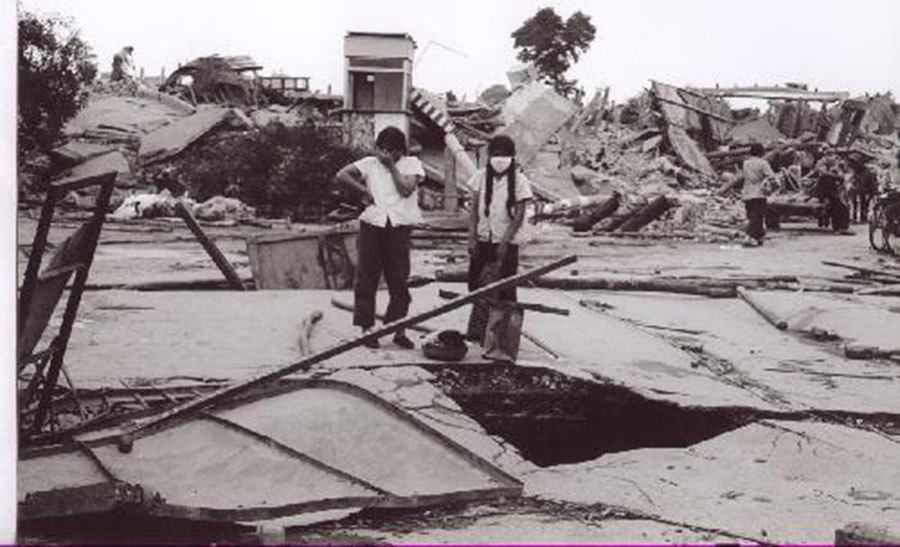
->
[690, 86, 848, 102]
[736, 287, 788, 330]
[175, 202, 246, 291]
[124, 255, 578, 439]
[822, 260, 900, 280]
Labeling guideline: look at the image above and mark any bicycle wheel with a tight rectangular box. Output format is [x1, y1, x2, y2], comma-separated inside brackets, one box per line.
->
[869, 201, 885, 251]
[884, 206, 900, 255]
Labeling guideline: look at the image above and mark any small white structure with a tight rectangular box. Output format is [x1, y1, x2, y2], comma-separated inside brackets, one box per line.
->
[342, 32, 415, 148]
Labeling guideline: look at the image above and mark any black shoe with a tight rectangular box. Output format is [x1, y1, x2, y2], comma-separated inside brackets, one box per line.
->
[393, 333, 415, 349]
[361, 330, 379, 349]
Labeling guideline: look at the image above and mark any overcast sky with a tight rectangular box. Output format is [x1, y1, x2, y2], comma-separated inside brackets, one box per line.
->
[16, 0, 900, 103]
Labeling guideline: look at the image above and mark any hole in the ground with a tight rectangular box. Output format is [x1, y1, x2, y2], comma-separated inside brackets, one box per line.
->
[430, 364, 775, 467]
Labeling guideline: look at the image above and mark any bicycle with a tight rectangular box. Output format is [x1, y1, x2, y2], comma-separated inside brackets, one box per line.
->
[869, 188, 900, 254]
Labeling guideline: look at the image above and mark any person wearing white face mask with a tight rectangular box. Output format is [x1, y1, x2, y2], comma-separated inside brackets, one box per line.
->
[466, 135, 534, 333]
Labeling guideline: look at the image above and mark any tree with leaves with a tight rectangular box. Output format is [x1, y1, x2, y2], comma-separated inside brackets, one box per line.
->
[18, 10, 97, 159]
[511, 7, 596, 98]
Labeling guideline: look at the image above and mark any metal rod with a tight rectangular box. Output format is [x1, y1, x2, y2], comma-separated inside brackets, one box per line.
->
[175, 201, 246, 291]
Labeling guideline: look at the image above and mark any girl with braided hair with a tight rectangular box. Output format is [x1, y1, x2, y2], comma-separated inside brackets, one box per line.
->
[466, 135, 534, 305]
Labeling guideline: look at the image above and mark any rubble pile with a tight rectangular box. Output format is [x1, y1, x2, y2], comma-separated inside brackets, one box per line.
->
[513, 80, 900, 240]
[19, 46, 900, 240]
[25, 71, 355, 222]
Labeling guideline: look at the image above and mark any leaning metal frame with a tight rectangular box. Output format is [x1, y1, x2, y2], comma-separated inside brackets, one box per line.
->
[18, 171, 116, 443]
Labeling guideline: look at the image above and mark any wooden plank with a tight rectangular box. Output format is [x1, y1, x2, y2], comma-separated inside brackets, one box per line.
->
[822, 260, 900, 280]
[175, 202, 246, 291]
[247, 229, 357, 290]
[125, 255, 578, 438]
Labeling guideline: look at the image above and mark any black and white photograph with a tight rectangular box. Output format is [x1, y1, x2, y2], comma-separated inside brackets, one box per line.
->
[4, 0, 900, 543]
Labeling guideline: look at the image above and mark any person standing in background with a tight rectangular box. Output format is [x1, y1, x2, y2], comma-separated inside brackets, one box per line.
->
[741, 143, 776, 246]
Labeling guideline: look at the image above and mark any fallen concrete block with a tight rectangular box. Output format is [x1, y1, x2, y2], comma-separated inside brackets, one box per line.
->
[51, 141, 117, 165]
[66, 150, 131, 181]
[666, 126, 715, 176]
[139, 107, 234, 165]
[651, 81, 715, 175]
[499, 82, 577, 166]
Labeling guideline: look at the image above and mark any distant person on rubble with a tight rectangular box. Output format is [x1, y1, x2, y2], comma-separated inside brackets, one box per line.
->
[466, 135, 534, 306]
[111, 46, 136, 82]
[335, 126, 424, 349]
[741, 143, 776, 246]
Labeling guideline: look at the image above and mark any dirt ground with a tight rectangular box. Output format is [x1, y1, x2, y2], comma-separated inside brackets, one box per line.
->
[16, 210, 900, 544]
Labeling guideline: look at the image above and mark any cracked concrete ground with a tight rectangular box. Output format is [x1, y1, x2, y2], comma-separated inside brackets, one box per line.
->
[17, 212, 900, 543]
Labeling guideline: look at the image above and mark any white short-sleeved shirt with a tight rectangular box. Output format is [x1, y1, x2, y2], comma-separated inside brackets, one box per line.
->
[353, 156, 425, 227]
[468, 169, 534, 244]
[742, 157, 775, 200]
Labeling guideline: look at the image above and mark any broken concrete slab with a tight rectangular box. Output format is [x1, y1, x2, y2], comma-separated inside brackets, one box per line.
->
[64, 150, 132, 181]
[518, 289, 781, 411]
[736, 290, 900, 354]
[19, 380, 521, 523]
[525, 420, 900, 544]
[666, 127, 715, 176]
[139, 107, 235, 165]
[65, 95, 188, 138]
[57, 288, 550, 389]
[326, 366, 535, 477]
[133, 87, 197, 115]
[499, 81, 577, 167]
[650, 82, 715, 175]
[588, 291, 900, 414]
[51, 141, 118, 165]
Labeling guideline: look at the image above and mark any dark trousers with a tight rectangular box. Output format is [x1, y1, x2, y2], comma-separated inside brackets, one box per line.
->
[467, 241, 520, 301]
[744, 198, 767, 241]
[353, 221, 411, 328]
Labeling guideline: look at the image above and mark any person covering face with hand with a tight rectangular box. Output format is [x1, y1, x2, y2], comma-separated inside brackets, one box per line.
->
[466, 135, 534, 303]
[334, 126, 424, 349]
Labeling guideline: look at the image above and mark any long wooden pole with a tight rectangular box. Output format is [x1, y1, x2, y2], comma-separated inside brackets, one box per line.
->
[175, 202, 246, 291]
[822, 260, 900, 280]
[124, 255, 577, 439]
[736, 287, 788, 330]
